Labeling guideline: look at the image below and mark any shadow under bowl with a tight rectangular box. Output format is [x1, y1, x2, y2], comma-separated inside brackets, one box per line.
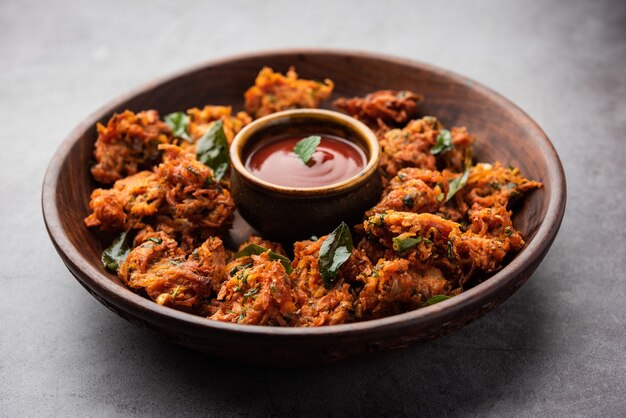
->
[42, 50, 566, 366]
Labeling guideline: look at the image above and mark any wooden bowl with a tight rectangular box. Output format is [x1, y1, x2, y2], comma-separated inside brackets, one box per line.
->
[42, 50, 566, 366]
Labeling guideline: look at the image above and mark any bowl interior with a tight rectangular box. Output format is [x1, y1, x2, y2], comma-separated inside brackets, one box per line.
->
[43, 51, 564, 365]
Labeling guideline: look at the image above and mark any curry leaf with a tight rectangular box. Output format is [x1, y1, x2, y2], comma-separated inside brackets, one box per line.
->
[424, 295, 451, 306]
[318, 222, 354, 288]
[164, 112, 192, 143]
[392, 236, 422, 253]
[431, 129, 453, 155]
[235, 243, 293, 274]
[293, 135, 321, 164]
[101, 231, 132, 272]
[196, 120, 229, 181]
[445, 167, 470, 203]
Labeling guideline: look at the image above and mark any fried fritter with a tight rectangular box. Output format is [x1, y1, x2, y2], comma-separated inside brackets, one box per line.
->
[84, 171, 164, 230]
[454, 204, 524, 276]
[364, 211, 461, 253]
[354, 258, 452, 319]
[224, 235, 287, 276]
[452, 162, 543, 214]
[439, 126, 475, 172]
[244, 67, 334, 118]
[209, 252, 296, 325]
[379, 116, 441, 180]
[156, 144, 235, 235]
[290, 238, 354, 327]
[366, 168, 447, 217]
[186, 105, 251, 144]
[118, 233, 228, 313]
[333, 90, 422, 126]
[91, 110, 172, 184]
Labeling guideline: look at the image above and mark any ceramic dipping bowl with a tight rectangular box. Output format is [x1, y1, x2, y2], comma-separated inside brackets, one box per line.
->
[230, 108, 382, 243]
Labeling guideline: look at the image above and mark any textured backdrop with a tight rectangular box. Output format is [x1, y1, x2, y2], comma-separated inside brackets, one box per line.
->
[1, 0, 624, 416]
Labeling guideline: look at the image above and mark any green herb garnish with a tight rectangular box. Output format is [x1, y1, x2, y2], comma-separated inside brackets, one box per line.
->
[171, 285, 181, 298]
[392, 236, 422, 253]
[196, 120, 229, 181]
[318, 222, 353, 288]
[235, 243, 293, 274]
[293, 135, 321, 165]
[164, 112, 192, 143]
[445, 167, 470, 203]
[447, 240, 455, 262]
[403, 194, 415, 208]
[424, 295, 451, 306]
[229, 262, 253, 276]
[101, 231, 132, 272]
[242, 286, 259, 303]
[147, 237, 163, 245]
[431, 129, 453, 155]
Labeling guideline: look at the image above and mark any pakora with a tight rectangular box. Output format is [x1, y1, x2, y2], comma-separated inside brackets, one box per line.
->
[84, 66, 542, 327]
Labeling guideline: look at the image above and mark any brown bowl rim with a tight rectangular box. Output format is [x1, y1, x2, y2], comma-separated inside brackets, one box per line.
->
[230, 108, 380, 195]
[42, 48, 566, 339]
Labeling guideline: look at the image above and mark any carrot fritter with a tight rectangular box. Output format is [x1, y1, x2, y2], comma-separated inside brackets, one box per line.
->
[156, 144, 235, 236]
[379, 116, 441, 180]
[209, 252, 296, 325]
[333, 90, 422, 126]
[366, 168, 447, 217]
[452, 162, 543, 214]
[354, 258, 452, 319]
[364, 211, 462, 253]
[290, 238, 355, 327]
[439, 126, 475, 172]
[84, 171, 164, 231]
[186, 105, 251, 144]
[86, 71, 544, 327]
[454, 204, 524, 276]
[244, 67, 334, 118]
[119, 233, 228, 313]
[91, 110, 172, 184]
[224, 235, 287, 275]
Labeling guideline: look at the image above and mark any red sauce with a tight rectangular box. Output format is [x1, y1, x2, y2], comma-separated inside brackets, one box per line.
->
[245, 134, 367, 188]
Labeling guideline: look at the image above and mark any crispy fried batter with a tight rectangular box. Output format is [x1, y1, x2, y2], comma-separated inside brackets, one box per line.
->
[87, 73, 544, 327]
[119, 233, 227, 313]
[209, 252, 296, 325]
[91, 110, 172, 184]
[333, 90, 422, 126]
[156, 144, 235, 235]
[366, 168, 448, 217]
[186, 105, 251, 144]
[290, 238, 354, 326]
[454, 204, 524, 275]
[453, 162, 543, 214]
[224, 235, 287, 275]
[244, 67, 334, 118]
[354, 258, 451, 319]
[364, 210, 462, 252]
[379, 116, 441, 180]
[84, 171, 164, 230]
[439, 126, 475, 172]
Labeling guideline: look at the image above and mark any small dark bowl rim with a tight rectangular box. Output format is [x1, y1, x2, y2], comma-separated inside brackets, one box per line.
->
[42, 48, 566, 341]
[230, 108, 380, 195]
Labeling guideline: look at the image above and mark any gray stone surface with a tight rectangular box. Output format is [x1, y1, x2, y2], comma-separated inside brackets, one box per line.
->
[1, 0, 624, 416]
